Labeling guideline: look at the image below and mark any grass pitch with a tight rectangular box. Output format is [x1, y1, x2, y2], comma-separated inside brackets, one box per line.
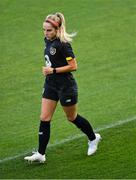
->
[0, 0, 136, 178]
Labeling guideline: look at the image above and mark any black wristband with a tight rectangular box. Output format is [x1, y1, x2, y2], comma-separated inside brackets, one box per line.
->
[53, 68, 56, 74]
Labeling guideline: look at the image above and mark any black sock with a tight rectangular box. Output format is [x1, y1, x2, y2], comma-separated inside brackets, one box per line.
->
[72, 114, 96, 141]
[38, 121, 50, 155]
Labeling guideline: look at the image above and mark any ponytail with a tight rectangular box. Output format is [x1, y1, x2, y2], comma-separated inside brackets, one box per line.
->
[45, 12, 76, 43]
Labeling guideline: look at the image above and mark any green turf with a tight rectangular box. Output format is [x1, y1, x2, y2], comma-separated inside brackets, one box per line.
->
[1, 120, 136, 179]
[0, 0, 136, 178]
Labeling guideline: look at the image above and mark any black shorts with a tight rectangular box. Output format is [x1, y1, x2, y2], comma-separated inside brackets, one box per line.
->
[42, 75, 78, 106]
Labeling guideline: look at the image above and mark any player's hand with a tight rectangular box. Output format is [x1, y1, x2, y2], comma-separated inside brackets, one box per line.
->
[42, 66, 53, 76]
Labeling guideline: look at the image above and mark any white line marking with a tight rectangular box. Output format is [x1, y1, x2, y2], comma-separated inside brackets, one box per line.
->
[0, 115, 136, 164]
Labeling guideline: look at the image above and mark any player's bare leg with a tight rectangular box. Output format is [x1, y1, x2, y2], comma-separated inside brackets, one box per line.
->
[24, 98, 57, 163]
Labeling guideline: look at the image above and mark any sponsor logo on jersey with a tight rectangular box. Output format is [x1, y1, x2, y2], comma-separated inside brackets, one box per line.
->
[50, 47, 56, 55]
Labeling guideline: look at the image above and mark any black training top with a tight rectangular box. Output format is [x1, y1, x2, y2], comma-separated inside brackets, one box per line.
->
[44, 37, 75, 78]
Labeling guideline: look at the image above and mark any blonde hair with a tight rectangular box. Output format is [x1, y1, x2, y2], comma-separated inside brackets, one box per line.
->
[45, 12, 76, 43]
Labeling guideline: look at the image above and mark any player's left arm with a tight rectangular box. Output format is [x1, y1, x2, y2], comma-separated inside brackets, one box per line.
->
[56, 58, 77, 73]
[43, 58, 77, 75]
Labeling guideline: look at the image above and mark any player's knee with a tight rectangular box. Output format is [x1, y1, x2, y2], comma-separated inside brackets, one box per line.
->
[40, 114, 51, 121]
[66, 115, 76, 122]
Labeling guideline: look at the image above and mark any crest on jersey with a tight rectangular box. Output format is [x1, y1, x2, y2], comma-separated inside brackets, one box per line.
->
[50, 47, 56, 55]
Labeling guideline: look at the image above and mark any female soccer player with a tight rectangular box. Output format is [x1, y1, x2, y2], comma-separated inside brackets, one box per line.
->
[24, 12, 101, 163]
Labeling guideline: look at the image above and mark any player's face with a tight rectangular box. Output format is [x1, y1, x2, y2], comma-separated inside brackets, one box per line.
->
[43, 22, 57, 40]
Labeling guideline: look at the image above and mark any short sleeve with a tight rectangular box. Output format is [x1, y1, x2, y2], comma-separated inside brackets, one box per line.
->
[61, 42, 75, 61]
